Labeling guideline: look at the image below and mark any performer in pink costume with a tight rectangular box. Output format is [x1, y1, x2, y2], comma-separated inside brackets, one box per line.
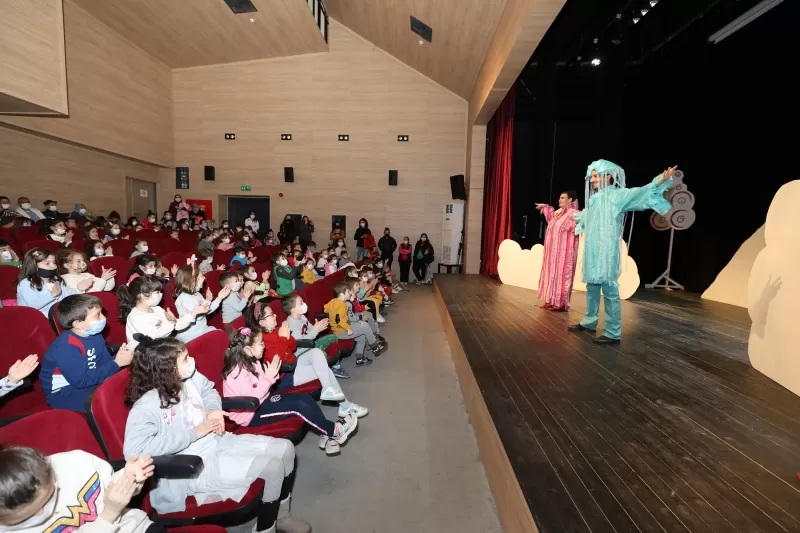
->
[535, 191, 580, 311]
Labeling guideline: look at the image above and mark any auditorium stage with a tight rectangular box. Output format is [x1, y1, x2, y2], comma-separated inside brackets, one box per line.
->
[434, 275, 800, 533]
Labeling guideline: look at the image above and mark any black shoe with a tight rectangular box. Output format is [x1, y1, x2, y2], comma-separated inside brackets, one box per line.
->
[376, 334, 387, 345]
[371, 343, 388, 356]
[592, 335, 620, 345]
[355, 355, 373, 366]
[331, 365, 351, 379]
[568, 323, 594, 332]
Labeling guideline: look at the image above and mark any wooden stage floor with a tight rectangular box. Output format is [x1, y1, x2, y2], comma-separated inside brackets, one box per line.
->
[435, 275, 800, 533]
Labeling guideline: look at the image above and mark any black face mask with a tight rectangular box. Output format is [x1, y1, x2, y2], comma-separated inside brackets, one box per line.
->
[38, 268, 57, 278]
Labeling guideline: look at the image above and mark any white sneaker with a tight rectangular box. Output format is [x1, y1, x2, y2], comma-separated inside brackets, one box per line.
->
[339, 402, 368, 418]
[332, 412, 358, 445]
[376, 315, 386, 323]
[320, 387, 346, 402]
[319, 435, 341, 455]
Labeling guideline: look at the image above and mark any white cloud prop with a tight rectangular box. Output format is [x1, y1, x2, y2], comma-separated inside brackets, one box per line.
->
[747, 179, 800, 396]
[497, 237, 640, 300]
[702, 225, 765, 308]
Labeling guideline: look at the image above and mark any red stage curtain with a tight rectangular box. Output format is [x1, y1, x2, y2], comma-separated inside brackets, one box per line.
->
[480, 84, 516, 277]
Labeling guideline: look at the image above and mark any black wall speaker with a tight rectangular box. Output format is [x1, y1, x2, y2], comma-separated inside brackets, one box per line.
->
[388, 170, 398, 186]
[284, 167, 294, 183]
[204, 166, 215, 181]
[450, 174, 466, 200]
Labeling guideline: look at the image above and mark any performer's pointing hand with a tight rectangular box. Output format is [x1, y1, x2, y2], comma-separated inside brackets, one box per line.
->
[657, 166, 679, 185]
[535, 203, 547, 211]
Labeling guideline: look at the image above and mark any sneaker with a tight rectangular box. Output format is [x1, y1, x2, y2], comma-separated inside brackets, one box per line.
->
[331, 366, 351, 379]
[355, 355, 373, 366]
[320, 387, 345, 402]
[384, 299, 394, 306]
[376, 334, 387, 345]
[372, 343, 388, 356]
[318, 435, 341, 455]
[376, 315, 386, 323]
[339, 402, 369, 418]
[332, 412, 358, 446]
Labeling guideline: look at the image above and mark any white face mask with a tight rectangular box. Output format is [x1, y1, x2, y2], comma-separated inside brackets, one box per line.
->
[148, 217, 155, 222]
[146, 292, 162, 306]
[307, 263, 315, 270]
[0, 250, 12, 260]
[232, 282, 242, 291]
[49, 205, 58, 212]
[21, 203, 32, 210]
[1, 203, 10, 209]
[368, 273, 374, 279]
[144, 266, 156, 275]
[245, 272, 256, 280]
[338, 241, 344, 246]
[222, 238, 230, 243]
[298, 302, 308, 314]
[376, 262, 383, 268]
[360, 223, 365, 228]
[111, 228, 120, 235]
[6, 485, 58, 531]
[238, 252, 246, 258]
[179, 357, 196, 380]
[243, 237, 250, 242]
[94, 248, 105, 256]
[421, 237, 427, 242]
[139, 245, 149, 252]
[54, 227, 66, 235]
[79, 208, 86, 214]
[278, 259, 288, 266]
[131, 220, 138, 226]
[250, 215, 256, 219]
[175, 198, 182, 203]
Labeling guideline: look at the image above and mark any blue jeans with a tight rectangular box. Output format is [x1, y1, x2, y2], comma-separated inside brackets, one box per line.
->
[580, 281, 622, 339]
[356, 246, 367, 261]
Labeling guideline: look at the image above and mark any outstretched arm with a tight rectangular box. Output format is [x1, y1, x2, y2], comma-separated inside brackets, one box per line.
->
[536, 204, 555, 223]
[616, 167, 678, 215]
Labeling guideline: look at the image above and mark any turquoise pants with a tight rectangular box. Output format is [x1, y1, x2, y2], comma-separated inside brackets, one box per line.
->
[579, 281, 621, 339]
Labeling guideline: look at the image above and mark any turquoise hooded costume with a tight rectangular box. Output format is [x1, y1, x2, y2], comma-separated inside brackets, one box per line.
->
[573, 159, 673, 339]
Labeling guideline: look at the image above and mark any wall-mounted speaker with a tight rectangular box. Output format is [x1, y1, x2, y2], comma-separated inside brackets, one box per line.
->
[204, 166, 215, 181]
[450, 174, 466, 200]
[284, 167, 294, 183]
[388, 170, 398, 186]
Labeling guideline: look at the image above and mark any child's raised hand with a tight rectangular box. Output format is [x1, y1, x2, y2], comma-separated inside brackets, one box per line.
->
[216, 264, 225, 271]
[103, 235, 111, 243]
[262, 270, 270, 281]
[278, 321, 291, 339]
[205, 288, 213, 301]
[124, 455, 155, 483]
[313, 318, 329, 332]
[114, 344, 134, 367]
[244, 284, 255, 297]
[50, 280, 62, 297]
[101, 266, 116, 280]
[102, 476, 137, 523]
[66, 230, 74, 239]
[265, 355, 282, 380]
[217, 285, 232, 299]
[105, 247, 114, 256]
[7, 354, 39, 383]
[123, 235, 130, 240]
[170, 264, 179, 277]
[192, 302, 210, 316]
[78, 278, 95, 291]
[165, 309, 177, 323]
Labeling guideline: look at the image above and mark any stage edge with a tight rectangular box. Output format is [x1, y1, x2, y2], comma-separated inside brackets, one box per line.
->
[433, 280, 539, 533]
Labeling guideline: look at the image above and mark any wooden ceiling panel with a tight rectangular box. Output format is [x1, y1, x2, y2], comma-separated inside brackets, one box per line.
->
[68, 0, 327, 68]
[326, 0, 508, 98]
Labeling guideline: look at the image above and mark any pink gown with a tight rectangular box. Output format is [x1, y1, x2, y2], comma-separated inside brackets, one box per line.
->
[538, 200, 580, 310]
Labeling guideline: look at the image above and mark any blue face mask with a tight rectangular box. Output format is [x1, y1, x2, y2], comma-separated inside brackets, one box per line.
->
[84, 318, 107, 336]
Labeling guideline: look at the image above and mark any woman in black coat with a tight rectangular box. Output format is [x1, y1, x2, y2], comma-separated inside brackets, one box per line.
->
[353, 218, 372, 261]
[378, 227, 398, 267]
[278, 214, 296, 244]
[297, 216, 314, 246]
[412, 233, 434, 284]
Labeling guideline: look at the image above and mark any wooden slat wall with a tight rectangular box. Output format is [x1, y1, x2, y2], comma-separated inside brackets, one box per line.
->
[464, 125, 487, 274]
[0, 127, 160, 218]
[166, 20, 467, 255]
[1, 0, 173, 167]
[0, 0, 68, 115]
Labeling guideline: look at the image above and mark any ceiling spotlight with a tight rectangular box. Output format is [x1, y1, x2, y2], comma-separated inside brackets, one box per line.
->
[249, 17, 255, 22]
[649, 0, 658, 6]
[593, 37, 599, 44]
[612, 38, 621, 45]
[641, 8, 649, 15]
[576, 55, 582, 61]
[419, 40, 423, 45]
[591, 58, 601, 66]
[633, 17, 641, 23]
[615, 13, 622, 19]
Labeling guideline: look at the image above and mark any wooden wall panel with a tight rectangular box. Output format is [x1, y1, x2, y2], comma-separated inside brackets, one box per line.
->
[167, 20, 467, 257]
[0, 0, 68, 115]
[0, 127, 160, 219]
[464, 126, 487, 274]
[1, 0, 173, 166]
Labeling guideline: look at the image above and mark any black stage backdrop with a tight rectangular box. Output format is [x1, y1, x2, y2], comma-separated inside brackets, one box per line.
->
[510, 0, 798, 293]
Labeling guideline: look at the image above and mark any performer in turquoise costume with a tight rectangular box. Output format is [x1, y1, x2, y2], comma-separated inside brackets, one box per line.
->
[568, 160, 678, 344]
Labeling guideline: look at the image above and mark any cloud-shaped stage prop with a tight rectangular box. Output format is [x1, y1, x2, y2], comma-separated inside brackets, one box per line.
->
[747, 179, 800, 396]
[497, 237, 640, 300]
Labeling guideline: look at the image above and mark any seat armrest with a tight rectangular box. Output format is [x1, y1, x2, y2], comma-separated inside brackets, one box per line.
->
[222, 396, 261, 410]
[280, 362, 296, 373]
[295, 339, 316, 349]
[313, 313, 328, 320]
[152, 455, 204, 478]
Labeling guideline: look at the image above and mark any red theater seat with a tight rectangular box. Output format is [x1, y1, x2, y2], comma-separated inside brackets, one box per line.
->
[161, 251, 188, 272]
[214, 249, 234, 268]
[89, 256, 130, 288]
[160, 238, 184, 254]
[105, 238, 134, 259]
[0, 264, 19, 302]
[0, 307, 54, 418]
[24, 239, 63, 253]
[186, 331, 306, 440]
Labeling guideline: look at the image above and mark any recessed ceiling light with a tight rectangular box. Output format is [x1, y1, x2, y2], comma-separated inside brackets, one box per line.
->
[641, 8, 649, 15]
[649, 0, 658, 6]
[591, 58, 601, 66]
[249, 17, 255, 22]
[633, 17, 641, 23]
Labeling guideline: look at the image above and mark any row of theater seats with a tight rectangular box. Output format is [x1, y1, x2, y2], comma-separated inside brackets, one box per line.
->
[0, 267, 361, 527]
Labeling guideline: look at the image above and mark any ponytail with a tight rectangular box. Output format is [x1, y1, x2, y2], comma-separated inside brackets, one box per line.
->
[222, 327, 260, 380]
[117, 276, 163, 323]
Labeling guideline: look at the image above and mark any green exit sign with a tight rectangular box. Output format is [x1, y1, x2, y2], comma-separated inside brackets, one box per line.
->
[240, 185, 251, 192]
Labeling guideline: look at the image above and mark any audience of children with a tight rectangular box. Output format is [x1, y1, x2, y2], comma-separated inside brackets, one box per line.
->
[219, 271, 252, 327]
[118, 276, 197, 349]
[16, 248, 80, 315]
[174, 265, 232, 342]
[223, 327, 358, 456]
[0, 239, 21, 266]
[40, 294, 134, 411]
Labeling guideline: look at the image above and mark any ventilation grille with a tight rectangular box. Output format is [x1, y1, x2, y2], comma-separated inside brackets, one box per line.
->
[224, 0, 258, 14]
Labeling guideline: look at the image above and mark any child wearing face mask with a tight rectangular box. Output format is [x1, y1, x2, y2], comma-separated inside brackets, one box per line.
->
[325, 282, 387, 367]
[0, 239, 21, 266]
[217, 232, 234, 251]
[141, 212, 157, 230]
[127, 255, 166, 284]
[197, 250, 222, 275]
[173, 265, 231, 343]
[272, 253, 297, 297]
[84, 239, 113, 261]
[316, 250, 329, 270]
[335, 239, 347, 257]
[337, 250, 352, 269]
[16, 248, 79, 316]
[345, 279, 383, 342]
[57, 249, 115, 293]
[242, 265, 276, 303]
[106, 222, 123, 240]
[46, 221, 73, 247]
[223, 327, 358, 456]
[322, 254, 337, 277]
[118, 276, 197, 349]
[230, 246, 254, 268]
[130, 239, 149, 258]
[124, 336, 310, 533]
[39, 294, 134, 411]
[398, 236, 413, 287]
[197, 230, 216, 256]
[299, 259, 319, 285]
[219, 271, 254, 327]
[0, 445, 155, 533]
